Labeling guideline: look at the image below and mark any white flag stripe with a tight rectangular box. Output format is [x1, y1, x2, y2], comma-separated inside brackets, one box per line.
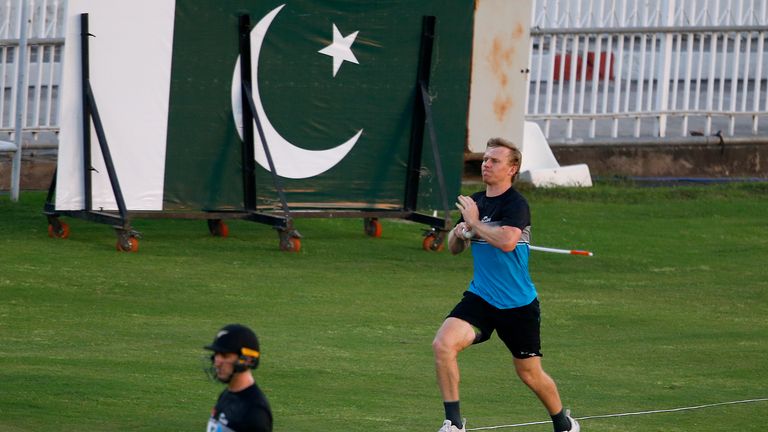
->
[56, 0, 175, 211]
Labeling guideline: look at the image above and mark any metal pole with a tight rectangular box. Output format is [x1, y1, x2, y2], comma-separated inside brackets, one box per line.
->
[404, 16, 435, 212]
[81, 14, 92, 210]
[656, 0, 676, 138]
[10, 0, 30, 202]
[238, 14, 256, 211]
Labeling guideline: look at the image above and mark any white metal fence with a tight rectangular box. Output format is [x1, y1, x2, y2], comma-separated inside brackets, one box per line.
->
[0, 0, 65, 200]
[1, 0, 65, 135]
[528, 0, 768, 143]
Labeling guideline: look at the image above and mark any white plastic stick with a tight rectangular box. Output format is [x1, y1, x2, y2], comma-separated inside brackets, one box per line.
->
[462, 231, 593, 257]
[530, 245, 593, 257]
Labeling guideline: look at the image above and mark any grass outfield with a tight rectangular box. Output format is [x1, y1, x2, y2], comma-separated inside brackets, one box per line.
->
[1, 183, 767, 431]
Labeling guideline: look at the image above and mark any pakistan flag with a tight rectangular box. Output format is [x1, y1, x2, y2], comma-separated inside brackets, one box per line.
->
[164, 1, 473, 212]
[57, 1, 473, 213]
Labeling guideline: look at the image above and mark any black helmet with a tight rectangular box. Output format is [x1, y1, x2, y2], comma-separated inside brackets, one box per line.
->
[205, 324, 260, 370]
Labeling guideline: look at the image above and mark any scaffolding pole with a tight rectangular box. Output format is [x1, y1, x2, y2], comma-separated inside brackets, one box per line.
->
[10, 0, 30, 202]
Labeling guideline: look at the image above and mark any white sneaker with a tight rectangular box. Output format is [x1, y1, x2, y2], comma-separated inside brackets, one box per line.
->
[437, 419, 466, 432]
[565, 410, 580, 432]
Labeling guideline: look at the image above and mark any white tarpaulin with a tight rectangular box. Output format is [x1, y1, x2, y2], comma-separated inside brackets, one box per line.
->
[55, 0, 175, 211]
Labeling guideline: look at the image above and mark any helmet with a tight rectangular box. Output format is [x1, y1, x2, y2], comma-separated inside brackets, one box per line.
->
[205, 324, 260, 371]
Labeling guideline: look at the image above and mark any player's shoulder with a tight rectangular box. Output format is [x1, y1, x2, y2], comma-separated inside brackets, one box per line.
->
[501, 189, 531, 219]
[248, 385, 272, 411]
[503, 186, 529, 203]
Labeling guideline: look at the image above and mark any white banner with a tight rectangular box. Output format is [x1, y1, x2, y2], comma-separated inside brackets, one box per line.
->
[56, 0, 175, 211]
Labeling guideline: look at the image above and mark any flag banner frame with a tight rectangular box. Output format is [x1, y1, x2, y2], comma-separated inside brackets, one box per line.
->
[46, 1, 474, 251]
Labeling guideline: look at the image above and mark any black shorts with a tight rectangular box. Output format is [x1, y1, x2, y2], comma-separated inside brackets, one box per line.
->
[448, 291, 542, 359]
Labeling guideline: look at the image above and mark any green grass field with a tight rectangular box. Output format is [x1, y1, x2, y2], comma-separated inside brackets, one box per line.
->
[1, 183, 767, 431]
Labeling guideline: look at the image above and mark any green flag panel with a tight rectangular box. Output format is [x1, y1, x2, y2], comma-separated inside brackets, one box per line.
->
[164, 1, 472, 212]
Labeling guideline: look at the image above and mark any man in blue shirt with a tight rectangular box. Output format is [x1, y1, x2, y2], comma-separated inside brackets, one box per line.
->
[432, 138, 579, 432]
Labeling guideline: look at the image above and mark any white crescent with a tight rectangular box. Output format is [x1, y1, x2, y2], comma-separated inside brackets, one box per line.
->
[231, 4, 363, 179]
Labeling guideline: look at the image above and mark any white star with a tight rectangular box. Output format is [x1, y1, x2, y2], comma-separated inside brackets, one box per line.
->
[318, 24, 359, 77]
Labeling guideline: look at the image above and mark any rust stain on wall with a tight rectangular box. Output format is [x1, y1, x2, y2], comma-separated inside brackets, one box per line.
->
[512, 22, 524, 39]
[487, 33, 517, 122]
[487, 35, 514, 88]
[493, 95, 513, 122]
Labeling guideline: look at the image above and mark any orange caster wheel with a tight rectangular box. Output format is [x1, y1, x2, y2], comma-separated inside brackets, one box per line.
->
[280, 236, 301, 252]
[115, 229, 141, 252]
[208, 219, 229, 237]
[364, 218, 382, 238]
[422, 232, 445, 252]
[48, 222, 70, 239]
[116, 236, 139, 252]
[278, 229, 302, 252]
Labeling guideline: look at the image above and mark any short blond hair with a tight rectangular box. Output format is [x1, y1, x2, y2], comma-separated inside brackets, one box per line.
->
[486, 137, 522, 179]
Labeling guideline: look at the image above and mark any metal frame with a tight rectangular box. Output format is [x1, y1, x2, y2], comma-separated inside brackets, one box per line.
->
[235, 13, 451, 250]
[42, 13, 453, 252]
[43, 14, 136, 250]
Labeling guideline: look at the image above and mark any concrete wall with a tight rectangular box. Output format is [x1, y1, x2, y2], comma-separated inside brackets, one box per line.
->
[552, 141, 768, 178]
[0, 152, 56, 191]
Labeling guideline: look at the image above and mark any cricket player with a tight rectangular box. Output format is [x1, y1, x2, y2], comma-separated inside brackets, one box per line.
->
[432, 138, 580, 432]
[205, 324, 273, 432]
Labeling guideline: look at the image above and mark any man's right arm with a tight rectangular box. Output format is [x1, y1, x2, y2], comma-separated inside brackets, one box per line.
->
[447, 223, 470, 255]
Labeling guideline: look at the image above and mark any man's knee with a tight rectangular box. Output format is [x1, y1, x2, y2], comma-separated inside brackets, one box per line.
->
[433, 318, 477, 358]
[432, 335, 455, 359]
[432, 330, 473, 360]
[516, 367, 537, 385]
[514, 359, 546, 385]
